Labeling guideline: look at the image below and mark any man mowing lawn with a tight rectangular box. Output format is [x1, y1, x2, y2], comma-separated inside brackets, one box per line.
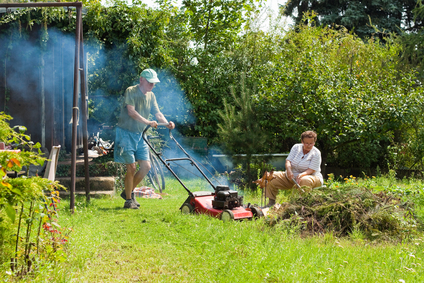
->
[114, 68, 175, 209]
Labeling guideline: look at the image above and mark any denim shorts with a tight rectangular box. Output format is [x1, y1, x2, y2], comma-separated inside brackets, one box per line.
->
[114, 127, 150, 164]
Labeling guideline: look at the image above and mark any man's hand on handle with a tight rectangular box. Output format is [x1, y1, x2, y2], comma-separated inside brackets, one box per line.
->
[149, 121, 158, 128]
[155, 121, 175, 130]
[166, 121, 175, 130]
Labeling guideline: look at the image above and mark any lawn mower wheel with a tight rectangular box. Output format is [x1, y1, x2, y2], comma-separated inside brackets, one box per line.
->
[181, 203, 194, 214]
[220, 209, 235, 222]
[250, 206, 264, 219]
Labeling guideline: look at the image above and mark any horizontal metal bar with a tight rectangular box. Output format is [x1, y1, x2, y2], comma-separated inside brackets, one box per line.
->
[0, 2, 82, 8]
[212, 153, 289, 157]
[165, 158, 192, 162]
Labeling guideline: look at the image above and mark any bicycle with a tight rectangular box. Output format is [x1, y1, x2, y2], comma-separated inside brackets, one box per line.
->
[88, 132, 114, 155]
[89, 130, 165, 192]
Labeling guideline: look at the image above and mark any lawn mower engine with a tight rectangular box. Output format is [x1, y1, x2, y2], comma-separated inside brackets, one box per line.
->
[212, 185, 243, 210]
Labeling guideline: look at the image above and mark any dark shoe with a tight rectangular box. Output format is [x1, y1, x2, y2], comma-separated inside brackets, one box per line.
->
[132, 194, 140, 207]
[120, 191, 140, 207]
[120, 190, 127, 200]
[124, 199, 139, 209]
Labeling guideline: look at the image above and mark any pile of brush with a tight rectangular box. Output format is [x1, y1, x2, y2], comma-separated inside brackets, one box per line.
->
[267, 186, 421, 241]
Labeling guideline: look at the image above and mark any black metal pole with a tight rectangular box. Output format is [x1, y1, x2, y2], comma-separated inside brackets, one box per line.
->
[79, 16, 91, 203]
[70, 5, 82, 213]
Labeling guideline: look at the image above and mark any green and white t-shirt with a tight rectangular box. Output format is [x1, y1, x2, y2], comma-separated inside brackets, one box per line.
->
[117, 84, 160, 133]
[286, 143, 323, 185]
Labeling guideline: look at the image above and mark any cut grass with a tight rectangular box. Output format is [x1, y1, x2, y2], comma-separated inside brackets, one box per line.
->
[8, 178, 424, 282]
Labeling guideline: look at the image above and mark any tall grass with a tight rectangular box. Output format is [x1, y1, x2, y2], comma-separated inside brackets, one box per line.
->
[2, 177, 424, 282]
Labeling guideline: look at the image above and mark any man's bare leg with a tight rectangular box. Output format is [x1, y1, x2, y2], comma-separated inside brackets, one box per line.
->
[132, 160, 151, 190]
[125, 163, 137, 199]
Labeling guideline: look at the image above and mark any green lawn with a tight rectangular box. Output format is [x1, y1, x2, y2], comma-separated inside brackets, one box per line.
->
[6, 177, 424, 282]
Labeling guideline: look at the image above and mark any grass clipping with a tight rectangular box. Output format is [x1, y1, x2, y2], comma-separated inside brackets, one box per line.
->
[267, 186, 420, 241]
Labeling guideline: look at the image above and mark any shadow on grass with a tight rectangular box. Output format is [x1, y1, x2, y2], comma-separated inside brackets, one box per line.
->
[96, 207, 128, 211]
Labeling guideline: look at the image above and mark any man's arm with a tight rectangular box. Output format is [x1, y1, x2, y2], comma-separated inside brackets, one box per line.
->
[155, 112, 175, 129]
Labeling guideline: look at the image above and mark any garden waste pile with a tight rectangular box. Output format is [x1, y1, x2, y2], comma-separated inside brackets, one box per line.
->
[267, 186, 421, 241]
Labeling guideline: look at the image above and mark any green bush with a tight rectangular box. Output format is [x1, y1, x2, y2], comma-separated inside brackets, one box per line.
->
[226, 161, 275, 191]
[0, 112, 68, 278]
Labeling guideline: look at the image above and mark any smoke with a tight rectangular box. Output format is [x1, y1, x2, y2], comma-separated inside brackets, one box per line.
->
[153, 69, 196, 126]
[152, 130, 231, 192]
[0, 26, 76, 146]
[1, 21, 231, 191]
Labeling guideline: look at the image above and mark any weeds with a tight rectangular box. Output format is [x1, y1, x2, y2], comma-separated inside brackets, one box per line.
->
[267, 174, 423, 241]
[3, 191, 70, 280]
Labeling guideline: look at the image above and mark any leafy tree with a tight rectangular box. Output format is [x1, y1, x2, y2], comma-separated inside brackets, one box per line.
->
[176, 0, 261, 139]
[255, 15, 424, 175]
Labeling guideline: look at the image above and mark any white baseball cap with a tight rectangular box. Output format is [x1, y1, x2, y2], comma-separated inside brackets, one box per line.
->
[140, 69, 160, 83]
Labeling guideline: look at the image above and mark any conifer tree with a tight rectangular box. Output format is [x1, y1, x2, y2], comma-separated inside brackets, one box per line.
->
[217, 74, 267, 189]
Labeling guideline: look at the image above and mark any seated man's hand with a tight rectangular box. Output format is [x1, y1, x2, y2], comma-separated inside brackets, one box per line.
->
[286, 169, 294, 181]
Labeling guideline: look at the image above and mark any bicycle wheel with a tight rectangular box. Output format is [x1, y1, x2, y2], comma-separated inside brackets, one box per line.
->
[147, 152, 165, 193]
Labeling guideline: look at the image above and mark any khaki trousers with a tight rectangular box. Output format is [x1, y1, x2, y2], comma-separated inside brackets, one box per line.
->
[265, 171, 322, 201]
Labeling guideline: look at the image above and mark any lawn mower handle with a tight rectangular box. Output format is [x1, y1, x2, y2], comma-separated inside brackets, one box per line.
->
[142, 124, 195, 197]
[157, 122, 171, 127]
[142, 123, 217, 195]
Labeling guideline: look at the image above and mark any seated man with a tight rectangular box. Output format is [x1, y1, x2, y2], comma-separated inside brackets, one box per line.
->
[255, 131, 323, 206]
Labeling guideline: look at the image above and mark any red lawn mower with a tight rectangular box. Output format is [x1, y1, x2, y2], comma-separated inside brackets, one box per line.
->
[142, 124, 264, 221]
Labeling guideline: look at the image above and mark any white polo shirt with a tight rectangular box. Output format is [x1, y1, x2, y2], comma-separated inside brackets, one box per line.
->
[286, 143, 323, 185]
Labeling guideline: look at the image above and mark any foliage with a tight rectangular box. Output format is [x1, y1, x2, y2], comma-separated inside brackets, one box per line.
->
[327, 139, 385, 173]
[182, 0, 252, 52]
[327, 172, 424, 221]
[0, 112, 68, 279]
[255, 14, 424, 173]
[268, 185, 420, 241]
[217, 74, 269, 188]
[225, 161, 275, 190]
[282, 0, 420, 39]
[175, 0, 262, 139]
[400, 0, 424, 80]
[55, 160, 124, 177]
[5, 191, 71, 278]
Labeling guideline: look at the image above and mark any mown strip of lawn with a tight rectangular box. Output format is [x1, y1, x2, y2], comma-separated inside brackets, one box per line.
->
[32, 178, 424, 282]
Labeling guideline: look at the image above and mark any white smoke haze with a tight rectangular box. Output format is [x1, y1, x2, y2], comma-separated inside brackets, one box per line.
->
[1, 26, 77, 148]
[1, 8, 236, 189]
[156, 133, 231, 192]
